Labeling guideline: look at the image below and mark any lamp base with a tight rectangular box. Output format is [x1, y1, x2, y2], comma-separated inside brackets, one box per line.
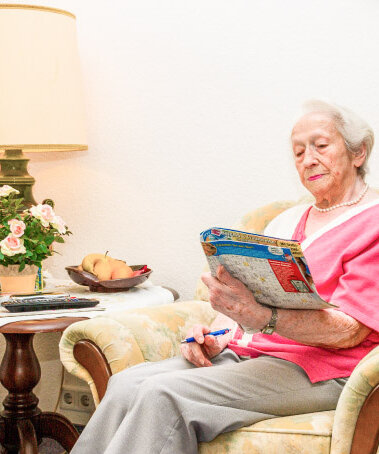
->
[0, 149, 37, 206]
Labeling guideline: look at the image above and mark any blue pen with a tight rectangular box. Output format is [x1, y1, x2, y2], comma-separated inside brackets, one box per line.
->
[181, 328, 231, 344]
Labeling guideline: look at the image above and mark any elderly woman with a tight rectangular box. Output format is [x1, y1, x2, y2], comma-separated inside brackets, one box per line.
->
[71, 101, 379, 454]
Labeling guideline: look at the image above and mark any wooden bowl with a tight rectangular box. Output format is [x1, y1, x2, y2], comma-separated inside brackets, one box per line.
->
[65, 265, 152, 292]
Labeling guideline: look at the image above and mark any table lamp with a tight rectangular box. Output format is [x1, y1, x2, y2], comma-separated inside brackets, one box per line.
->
[0, 4, 87, 205]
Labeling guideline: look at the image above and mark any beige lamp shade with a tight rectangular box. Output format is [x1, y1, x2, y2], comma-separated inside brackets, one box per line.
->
[0, 4, 87, 152]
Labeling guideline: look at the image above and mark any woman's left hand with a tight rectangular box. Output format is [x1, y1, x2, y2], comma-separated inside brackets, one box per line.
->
[201, 265, 270, 329]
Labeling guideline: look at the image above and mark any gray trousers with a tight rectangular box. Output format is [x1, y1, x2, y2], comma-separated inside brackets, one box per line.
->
[71, 349, 347, 454]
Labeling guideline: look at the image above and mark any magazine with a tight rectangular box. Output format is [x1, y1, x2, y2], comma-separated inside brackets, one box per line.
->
[200, 227, 335, 310]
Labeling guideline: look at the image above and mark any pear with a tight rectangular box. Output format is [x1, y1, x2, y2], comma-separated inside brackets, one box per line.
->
[111, 262, 134, 279]
[108, 258, 126, 266]
[81, 252, 133, 280]
[82, 253, 110, 274]
[93, 259, 113, 281]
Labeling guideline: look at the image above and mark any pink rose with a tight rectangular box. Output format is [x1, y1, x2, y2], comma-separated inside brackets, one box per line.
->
[40, 204, 54, 221]
[0, 235, 26, 256]
[30, 204, 55, 227]
[8, 219, 26, 238]
[51, 215, 67, 234]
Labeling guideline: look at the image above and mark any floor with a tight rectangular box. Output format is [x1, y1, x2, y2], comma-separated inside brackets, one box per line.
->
[39, 437, 66, 454]
[39, 425, 84, 453]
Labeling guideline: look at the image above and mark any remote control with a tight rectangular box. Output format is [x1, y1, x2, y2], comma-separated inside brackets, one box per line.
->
[1, 297, 100, 313]
[8, 292, 70, 301]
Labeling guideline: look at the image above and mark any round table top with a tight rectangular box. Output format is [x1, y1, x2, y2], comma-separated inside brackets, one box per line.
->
[0, 317, 88, 334]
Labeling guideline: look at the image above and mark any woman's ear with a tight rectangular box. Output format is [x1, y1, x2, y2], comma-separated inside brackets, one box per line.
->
[353, 143, 367, 168]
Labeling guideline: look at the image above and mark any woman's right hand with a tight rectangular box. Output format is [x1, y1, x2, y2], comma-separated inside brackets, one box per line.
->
[180, 324, 229, 367]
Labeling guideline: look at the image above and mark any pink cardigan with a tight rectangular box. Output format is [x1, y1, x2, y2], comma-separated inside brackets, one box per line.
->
[228, 201, 379, 383]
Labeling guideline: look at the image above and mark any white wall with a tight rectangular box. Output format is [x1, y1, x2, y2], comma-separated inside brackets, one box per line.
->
[15, 0, 378, 300]
[25, 0, 379, 301]
[2, 0, 379, 413]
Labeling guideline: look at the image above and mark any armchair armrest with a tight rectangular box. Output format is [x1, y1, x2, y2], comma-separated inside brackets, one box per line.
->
[59, 301, 217, 405]
[331, 345, 379, 454]
[59, 317, 145, 405]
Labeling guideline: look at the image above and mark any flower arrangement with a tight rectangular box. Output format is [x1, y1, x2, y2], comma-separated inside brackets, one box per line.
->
[0, 185, 71, 271]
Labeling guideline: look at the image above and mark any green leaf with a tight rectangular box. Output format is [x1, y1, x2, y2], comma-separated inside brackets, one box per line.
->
[45, 235, 55, 245]
[26, 238, 39, 244]
[36, 244, 48, 254]
[54, 236, 64, 243]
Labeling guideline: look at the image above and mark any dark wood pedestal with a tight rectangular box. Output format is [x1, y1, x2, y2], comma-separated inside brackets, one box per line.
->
[0, 317, 86, 453]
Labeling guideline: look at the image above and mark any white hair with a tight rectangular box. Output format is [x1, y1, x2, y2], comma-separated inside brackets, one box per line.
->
[300, 99, 374, 179]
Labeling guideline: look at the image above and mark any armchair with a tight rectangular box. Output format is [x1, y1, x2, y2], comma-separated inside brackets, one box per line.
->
[59, 199, 379, 454]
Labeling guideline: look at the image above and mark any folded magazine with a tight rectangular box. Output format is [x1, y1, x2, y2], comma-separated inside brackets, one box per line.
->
[200, 227, 336, 310]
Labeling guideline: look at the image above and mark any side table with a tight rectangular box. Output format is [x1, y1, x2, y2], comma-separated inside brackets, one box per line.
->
[0, 317, 87, 454]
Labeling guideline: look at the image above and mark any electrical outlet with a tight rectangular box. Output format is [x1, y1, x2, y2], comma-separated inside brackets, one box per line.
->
[60, 388, 78, 411]
[78, 391, 95, 412]
[60, 387, 95, 413]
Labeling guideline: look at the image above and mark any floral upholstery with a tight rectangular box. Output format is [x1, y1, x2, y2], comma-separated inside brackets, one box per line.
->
[59, 198, 379, 454]
[199, 411, 335, 454]
[60, 301, 217, 405]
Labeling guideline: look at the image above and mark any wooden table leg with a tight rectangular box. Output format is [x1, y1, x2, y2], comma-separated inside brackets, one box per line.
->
[17, 419, 38, 454]
[40, 412, 79, 451]
[0, 332, 79, 453]
[0, 333, 40, 452]
[0, 417, 5, 453]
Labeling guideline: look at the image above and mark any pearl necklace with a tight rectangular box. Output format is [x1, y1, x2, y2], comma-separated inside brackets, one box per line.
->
[312, 184, 369, 213]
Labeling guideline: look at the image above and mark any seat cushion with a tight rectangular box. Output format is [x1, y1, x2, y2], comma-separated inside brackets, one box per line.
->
[199, 410, 334, 454]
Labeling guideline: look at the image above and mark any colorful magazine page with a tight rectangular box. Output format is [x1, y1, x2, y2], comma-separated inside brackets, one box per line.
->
[200, 227, 336, 310]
